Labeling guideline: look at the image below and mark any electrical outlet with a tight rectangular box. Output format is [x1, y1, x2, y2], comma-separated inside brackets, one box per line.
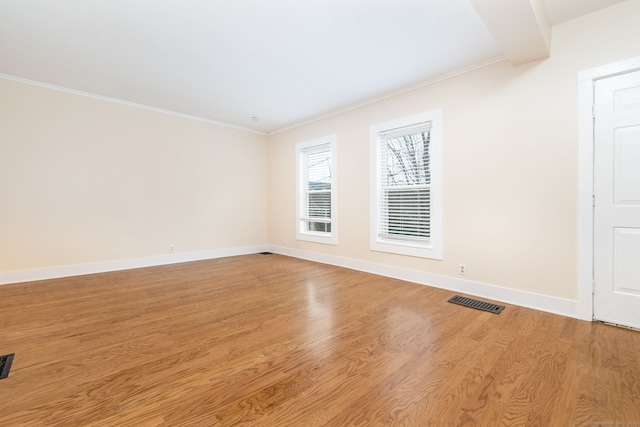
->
[169, 245, 175, 253]
[458, 263, 466, 275]
[283, 239, 287, 247]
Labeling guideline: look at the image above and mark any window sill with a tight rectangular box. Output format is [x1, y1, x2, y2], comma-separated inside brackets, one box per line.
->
[297, 233, 338, 245]
[370, 239, 442, 260]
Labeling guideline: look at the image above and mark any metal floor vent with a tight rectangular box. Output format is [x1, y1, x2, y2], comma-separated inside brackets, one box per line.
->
[448, 295, 505, 314]
[0, 353, 14, 380]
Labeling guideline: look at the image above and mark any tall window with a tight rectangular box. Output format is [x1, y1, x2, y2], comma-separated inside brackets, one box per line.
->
[297, 135, 337, 245]
[370, 110, 442, 259]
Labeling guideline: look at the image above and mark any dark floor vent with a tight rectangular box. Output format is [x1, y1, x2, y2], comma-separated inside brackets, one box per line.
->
[448, 295, 505, 314]
[0, 354, 14, 380]
[259, 252, 273, 255]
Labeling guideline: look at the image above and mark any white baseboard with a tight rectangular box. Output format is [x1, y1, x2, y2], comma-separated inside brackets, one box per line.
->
[0, 244, 579, 320]
[0, 245, 268, 286]
[269, 245, 579, 320]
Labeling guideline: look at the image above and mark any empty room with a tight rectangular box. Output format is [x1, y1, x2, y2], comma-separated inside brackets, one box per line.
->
[1, 0, 640, 425]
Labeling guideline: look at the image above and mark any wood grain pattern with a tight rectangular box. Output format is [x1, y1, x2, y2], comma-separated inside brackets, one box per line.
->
[0, 254, 639, 426]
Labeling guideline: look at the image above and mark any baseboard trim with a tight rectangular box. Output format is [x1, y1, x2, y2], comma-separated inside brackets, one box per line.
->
[0, 245, 268, 285]
[269, 245, 579, 320]
[1, 245, 580, 320]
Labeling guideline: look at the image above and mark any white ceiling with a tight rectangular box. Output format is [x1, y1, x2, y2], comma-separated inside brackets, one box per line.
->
[0, 0, 627, 134]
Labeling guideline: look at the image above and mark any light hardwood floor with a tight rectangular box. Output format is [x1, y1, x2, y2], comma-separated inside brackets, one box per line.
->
[0, 254, 639, 426]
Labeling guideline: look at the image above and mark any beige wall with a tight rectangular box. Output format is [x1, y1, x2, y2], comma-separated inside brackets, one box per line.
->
[267, 1, 640, 300]
[0, 79, 268, 271]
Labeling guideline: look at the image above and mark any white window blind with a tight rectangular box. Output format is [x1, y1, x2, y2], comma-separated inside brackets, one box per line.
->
[376, 122, 432, 243]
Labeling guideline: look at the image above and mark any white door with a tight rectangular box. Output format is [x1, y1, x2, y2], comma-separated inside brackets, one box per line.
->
[593, 69, 640, 329]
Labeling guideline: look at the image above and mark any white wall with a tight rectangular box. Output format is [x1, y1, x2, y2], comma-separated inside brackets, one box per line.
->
[266, 1, 640, 302]
[0, 78, 268, 275]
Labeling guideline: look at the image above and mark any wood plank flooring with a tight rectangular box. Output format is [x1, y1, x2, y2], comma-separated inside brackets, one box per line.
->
[0, 254, 639, 426]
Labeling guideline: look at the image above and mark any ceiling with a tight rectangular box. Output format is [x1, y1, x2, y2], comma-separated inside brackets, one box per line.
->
[0, 0, 627, 134]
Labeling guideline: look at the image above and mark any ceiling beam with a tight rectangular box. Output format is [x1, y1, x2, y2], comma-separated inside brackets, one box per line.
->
[470, 0, 551, 66]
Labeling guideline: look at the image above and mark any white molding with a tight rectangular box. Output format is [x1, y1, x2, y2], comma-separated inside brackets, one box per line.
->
[0, 73, 266, 136]
[578, 57, 640, 82]
[2, 243, 579, 318]
[577, 74, 595, 321]
[0, 246, 267, 286]
[270, 245, 578, 319]
[577, 55, 640, 321]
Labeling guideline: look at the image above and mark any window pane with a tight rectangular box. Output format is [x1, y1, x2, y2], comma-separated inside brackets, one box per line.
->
[386, 131, 430, 186]
[306, 221, 331, 233]
[307, 151, 331, 190]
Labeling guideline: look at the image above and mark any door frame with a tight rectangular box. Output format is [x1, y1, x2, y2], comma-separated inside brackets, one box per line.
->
[577, 55, 640, 321]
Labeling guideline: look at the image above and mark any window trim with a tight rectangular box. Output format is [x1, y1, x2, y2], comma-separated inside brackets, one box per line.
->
[370, 110, 443, 259]
[296, 135, 337, 245]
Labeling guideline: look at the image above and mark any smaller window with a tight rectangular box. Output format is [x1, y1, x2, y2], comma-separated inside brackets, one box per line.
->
[296, 135, 337, 245]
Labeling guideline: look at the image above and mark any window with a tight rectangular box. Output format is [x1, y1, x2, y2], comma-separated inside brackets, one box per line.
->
[296, 135, 337, 244]
[370, 110, 442, 259]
